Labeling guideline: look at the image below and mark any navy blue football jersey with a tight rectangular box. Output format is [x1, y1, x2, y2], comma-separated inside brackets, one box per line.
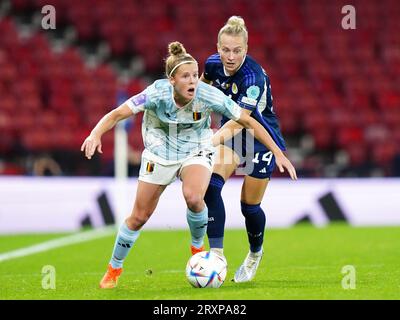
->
[203, 54, 286, 152]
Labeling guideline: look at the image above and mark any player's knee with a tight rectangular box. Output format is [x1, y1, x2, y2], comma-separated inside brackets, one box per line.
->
[241, 202, 262, 217]
[183, 190, 203, 212]
[127, 213, 149, 230]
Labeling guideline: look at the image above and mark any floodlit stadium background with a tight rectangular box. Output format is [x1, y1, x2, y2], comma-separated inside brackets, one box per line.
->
[0, 0, 399, 233]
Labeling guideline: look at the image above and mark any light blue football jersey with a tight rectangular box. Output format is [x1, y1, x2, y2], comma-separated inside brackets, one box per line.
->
[125, 79, 241, 164]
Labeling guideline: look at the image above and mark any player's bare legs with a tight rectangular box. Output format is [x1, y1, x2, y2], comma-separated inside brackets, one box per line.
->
[241, 176, 269, 204]
[126, 181, 167, 230]
[214, 145, 241, 180]
[180, 164, 212, 255]
[100, 181, 166, 288]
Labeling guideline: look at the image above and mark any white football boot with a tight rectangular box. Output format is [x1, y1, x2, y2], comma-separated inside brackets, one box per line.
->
[210, 248, 227, 265]
[233, 249, 263, 283]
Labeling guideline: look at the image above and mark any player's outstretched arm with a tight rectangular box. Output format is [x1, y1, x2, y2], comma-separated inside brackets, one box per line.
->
[238, 111, 297, 180]
[81, 103, 133, 160]
[211, 117, 243, 147]
[213, 110, 297, 180]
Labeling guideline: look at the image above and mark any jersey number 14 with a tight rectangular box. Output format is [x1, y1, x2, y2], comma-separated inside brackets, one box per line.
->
[252, 151, 273, 166]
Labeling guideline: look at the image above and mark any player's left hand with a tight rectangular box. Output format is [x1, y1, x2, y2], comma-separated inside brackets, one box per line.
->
[275, 153, 297, 180]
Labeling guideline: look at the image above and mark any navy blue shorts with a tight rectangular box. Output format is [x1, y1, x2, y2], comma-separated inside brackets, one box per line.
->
[224, 133, 276, 179]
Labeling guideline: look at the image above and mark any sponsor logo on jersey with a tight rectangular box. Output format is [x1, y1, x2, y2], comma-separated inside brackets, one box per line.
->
[241, 96, 258, 106]
[232, 83, 238, 94]
[178, 123, 192, 130]
[131, 93, 146, 106]
[259, 167, 267, 173]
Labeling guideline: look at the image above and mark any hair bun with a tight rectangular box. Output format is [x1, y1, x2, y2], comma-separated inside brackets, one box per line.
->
[168, 41, 186, 56]
[227, 16, 245, 28]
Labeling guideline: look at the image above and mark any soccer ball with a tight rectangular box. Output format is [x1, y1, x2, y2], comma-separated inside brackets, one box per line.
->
[186, 251, 227, 288]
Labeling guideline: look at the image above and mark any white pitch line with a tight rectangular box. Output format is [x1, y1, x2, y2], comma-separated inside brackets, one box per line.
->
[0, 226, 116, 263]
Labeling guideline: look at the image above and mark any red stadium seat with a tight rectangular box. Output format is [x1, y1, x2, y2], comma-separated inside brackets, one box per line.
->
[344, 144, 368, 167]
[3, 0, 397, 177]
[372, 141, 398, 168]
[21, 128, 53, 152]
[311, 129, 333, 150]
[377, 91, 400, 110]
[337, 126, 364, 149]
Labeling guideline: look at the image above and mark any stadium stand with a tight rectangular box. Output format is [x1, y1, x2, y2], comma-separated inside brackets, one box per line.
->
[0, 0, 399, 177]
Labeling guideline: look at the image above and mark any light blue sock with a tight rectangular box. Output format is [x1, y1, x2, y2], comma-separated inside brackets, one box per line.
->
[186, 206, 208, 248]
[109, 222, 140, 269]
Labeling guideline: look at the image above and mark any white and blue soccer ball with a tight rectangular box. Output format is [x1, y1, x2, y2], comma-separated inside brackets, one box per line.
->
[186, 251, 227, 288]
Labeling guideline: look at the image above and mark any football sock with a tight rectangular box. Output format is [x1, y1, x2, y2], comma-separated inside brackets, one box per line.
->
[109, 222, 140, 269]
[210, 248, 224, 257]
[241, 202, 266, 253]
[186, 206, 208, 249]
[204, 173, 226, 249]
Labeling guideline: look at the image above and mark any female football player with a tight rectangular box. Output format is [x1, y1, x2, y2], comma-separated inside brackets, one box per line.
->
[201, 16, 296, 282]
[81, 41, 296, 288]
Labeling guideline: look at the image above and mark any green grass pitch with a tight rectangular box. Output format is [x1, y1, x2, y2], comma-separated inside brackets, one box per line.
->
[0, 223, 399, 300]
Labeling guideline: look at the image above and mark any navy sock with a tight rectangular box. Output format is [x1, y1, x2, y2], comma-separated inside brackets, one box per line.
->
[241, 202, 266, 253]
[204, 173, 226, 249]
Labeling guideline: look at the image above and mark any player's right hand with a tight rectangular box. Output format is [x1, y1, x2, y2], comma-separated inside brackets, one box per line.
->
[81, 134, 102, 160]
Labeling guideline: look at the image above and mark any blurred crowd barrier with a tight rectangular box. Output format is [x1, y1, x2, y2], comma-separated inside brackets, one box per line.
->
[0, 177, 399, 234]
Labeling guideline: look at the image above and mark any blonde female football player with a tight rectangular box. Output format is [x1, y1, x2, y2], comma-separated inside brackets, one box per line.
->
[200, 16, 297, 283]
[81, 41, 296, 289]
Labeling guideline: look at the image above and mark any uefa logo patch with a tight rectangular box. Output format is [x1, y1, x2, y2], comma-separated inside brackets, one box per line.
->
[131, 93, 147, 106]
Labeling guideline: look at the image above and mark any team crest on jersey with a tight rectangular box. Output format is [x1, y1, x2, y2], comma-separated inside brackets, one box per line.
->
[232, 83, 238, 94]
[146, 161, 155, 173]
[246, 85, 260, 100]
[192, 101, 205, 120]
[193, 112, 202, 120]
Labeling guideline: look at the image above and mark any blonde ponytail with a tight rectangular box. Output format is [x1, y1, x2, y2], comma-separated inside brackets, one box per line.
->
[218, 16, 248, 44]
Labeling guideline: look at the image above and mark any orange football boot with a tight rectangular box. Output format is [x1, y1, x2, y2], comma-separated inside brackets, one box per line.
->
[191, 245, 205, 256]
[99, 264, 123, 289]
